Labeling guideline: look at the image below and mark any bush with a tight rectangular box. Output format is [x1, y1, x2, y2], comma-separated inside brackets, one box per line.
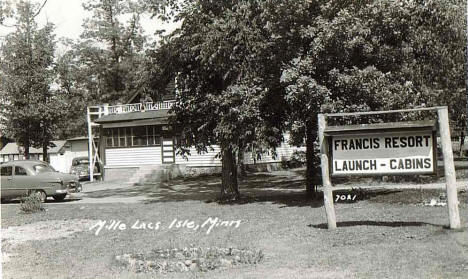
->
[291, 150, 307, 166]
[281, 150, 307, 169]
[20, 192, 45, 214]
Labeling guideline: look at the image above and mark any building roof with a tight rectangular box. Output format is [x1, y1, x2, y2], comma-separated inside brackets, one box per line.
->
[1, 159, 46, 167]
[66, 136, 97, 141]
[126, 80, 176, 104]
[94, 109, 172, 124]
[0, 140, 68, 155]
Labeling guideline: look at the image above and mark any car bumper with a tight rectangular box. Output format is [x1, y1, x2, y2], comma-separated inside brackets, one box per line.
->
[67, 182, 82, 193]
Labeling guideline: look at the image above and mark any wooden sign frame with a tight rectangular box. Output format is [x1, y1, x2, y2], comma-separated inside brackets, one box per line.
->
[318, 106, 461, 230]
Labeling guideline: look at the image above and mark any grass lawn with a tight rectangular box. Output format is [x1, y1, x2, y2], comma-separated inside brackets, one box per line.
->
[1, 170, 468, 279]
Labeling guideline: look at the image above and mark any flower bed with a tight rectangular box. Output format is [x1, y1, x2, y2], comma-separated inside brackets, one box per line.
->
[115, 246, 264, 273]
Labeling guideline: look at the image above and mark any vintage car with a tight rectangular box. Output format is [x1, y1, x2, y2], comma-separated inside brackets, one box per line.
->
[0, 160, 82, 202]
[70, 156, 100, 181]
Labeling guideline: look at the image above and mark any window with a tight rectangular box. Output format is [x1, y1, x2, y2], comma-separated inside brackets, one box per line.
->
[152, 126, 162, 145]
[105, 125, 162, 148]
[133, 126, 147, 146]
[105, 128, 113, 147]
[113, 128, 119, 147]
[72, 158, 89, 166]
[118, 127, 126, 147]
[14, 166, 27, 176]
[1, 166, 12, 176]
[148, 126, 155, 145]
[126, 127, 132, 146]
[33, 164, 55, 174]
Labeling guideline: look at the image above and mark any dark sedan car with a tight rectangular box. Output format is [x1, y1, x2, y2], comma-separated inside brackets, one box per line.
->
[70, 156, 100, 181]
[0, 160, 82, 202]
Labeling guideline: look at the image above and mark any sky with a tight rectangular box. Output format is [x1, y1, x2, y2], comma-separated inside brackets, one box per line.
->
[0, 0, 180, 48]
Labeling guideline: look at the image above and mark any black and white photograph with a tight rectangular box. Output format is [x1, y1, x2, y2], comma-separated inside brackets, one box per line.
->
[0, 0, 467, 278]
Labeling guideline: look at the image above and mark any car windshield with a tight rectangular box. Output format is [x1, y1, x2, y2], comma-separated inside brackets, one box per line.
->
[73, 158, 89, 166]
[33, 164, 55, 174]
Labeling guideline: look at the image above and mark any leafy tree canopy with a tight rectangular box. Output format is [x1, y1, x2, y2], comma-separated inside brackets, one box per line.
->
[281, 0, 465, 192]
[149, 0, 465, 199]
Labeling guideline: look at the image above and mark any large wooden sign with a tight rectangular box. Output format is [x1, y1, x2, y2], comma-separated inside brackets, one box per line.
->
[330, 130, 436, 176]
[319, 110, 461, 230]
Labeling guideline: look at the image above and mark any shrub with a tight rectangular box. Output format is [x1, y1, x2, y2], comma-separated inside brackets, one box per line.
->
[280, 156, 290, 168]
[281, 150, 307, 169]
[282, 150, 307, 169]
[20, 193, 45, 214]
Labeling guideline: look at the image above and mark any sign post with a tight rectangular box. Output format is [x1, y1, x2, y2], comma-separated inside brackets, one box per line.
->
[437, 107, 461, 229]
[318, 114, 337, 229]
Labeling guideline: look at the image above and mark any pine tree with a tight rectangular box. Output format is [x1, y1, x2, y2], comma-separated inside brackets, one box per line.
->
[0, 0, 62, 161]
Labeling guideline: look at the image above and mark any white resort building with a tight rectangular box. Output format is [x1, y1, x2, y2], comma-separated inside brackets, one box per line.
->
[88, 93, 305, 183]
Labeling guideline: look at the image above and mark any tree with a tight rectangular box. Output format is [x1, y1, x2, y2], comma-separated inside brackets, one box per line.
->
[281, 0, 466, 195]
[0, 1, 13, 26]
[78, 0, 148, 104]
[0, 0, 62, 161]
[408, 0, 465, 155]
[51, 0, 153, 138]
[54, 39, 92, 139]
[151, 0, 313, 201]
[149, 0, 464, 200]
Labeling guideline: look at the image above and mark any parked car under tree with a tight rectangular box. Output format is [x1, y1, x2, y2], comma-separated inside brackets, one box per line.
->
[0, 160, 82, 202]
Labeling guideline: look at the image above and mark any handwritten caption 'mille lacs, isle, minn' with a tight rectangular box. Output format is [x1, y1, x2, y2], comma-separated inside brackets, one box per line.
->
[89, 217, 242, 236]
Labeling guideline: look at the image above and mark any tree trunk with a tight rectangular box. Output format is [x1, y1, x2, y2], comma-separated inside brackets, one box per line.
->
[460, 132, 465, 157]
[42, 143, 49, 163]
[24, 142, 30, 160]
[237, 147, 247, 180]
[42, 122, 49, 163]
[305, 116, 320, 197]
[220, 146, 240, 202]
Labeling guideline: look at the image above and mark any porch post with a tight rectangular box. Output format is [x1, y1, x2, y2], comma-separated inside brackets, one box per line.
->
[87, 106, 94, 182]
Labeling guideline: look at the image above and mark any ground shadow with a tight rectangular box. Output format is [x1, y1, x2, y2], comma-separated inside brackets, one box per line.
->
[309, 220, 444, 229]
[84, 170, 322, 207]
[82, 169, 409, 208]
[210, 192, 325, 208]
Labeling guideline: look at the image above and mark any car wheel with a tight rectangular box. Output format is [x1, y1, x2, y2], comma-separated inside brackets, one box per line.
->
[34, 190, 47, 203]
[53, 194, 66, 202]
